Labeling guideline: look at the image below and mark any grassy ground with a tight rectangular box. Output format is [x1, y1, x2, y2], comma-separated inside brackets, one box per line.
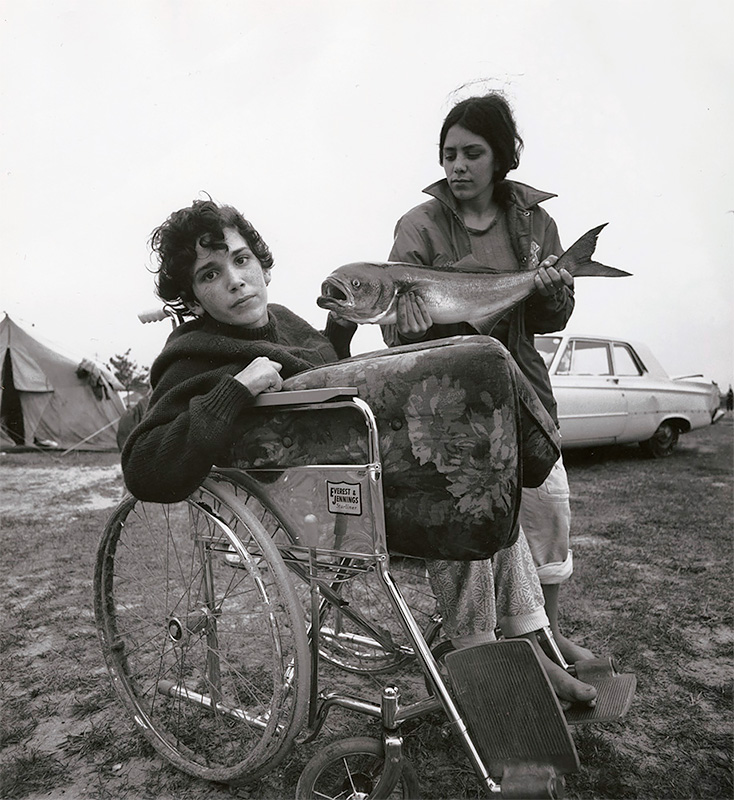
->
[0, 421, 732, 799]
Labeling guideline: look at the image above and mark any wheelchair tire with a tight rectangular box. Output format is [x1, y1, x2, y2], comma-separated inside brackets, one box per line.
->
[94, 478, 310, 785]
[296, 736, 421, 799]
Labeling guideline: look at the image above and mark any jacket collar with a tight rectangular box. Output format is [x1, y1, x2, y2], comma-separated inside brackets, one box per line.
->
[423, 178, 556, 213]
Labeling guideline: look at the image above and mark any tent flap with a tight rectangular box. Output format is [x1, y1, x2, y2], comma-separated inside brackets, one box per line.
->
[10, 347, 54, 392]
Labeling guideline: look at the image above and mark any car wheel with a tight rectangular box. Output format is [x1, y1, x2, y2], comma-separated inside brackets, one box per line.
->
[640, 421, 679, 458]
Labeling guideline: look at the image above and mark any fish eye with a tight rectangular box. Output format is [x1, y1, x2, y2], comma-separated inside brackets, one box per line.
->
[351, 279, 361, 288]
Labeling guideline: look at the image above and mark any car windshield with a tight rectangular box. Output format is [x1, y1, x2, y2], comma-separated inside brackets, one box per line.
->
[535, 336, 562, 368]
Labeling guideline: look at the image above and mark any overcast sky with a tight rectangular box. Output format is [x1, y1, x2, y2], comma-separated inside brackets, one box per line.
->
[2, 1, 733, 388]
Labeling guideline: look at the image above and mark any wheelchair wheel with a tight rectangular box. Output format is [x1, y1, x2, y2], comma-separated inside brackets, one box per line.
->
[316, 557, 442, 674]
[295, 736, 420, 799]
[210, 470, 442, 675]
[94, 479, 310, 785]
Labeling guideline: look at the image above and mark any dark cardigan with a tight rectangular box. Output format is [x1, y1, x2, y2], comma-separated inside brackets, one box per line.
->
[121, 304, 353, 502]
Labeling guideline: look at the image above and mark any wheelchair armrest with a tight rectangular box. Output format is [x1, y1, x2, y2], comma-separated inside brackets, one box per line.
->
[249, 387, 359, 407]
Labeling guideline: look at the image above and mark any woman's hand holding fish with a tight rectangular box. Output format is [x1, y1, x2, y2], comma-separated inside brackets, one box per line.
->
[396, 291, 433, 339]
[534, 255, 574, 297]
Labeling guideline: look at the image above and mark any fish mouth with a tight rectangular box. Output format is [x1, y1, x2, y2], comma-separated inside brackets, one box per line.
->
[317, 277, 353, 311]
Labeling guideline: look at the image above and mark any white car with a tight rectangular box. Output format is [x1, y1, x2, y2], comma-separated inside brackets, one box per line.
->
[535, 333, 722, 457]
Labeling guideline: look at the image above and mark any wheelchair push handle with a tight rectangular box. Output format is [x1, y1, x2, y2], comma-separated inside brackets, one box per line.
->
[137, 306, 185, 327]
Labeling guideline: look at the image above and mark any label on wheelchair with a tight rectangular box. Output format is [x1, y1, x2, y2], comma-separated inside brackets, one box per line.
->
[326, 481, 362, 516]
[241, 466, 379, 558]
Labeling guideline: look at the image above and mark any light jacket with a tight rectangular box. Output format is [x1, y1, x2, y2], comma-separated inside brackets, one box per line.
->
[382, 178, 574, 423]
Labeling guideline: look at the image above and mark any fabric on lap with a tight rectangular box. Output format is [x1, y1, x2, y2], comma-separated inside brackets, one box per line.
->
[229, 336, 560, 561]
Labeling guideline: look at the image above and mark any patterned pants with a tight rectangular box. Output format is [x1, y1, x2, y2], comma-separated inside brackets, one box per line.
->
[425, 527, 548, 648]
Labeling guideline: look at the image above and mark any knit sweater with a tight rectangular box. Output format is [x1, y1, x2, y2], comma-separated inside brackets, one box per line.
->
[121, 304, 353, 503]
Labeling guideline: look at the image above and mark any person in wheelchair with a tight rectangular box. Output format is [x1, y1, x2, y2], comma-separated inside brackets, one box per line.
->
[122, 197, 597, 708]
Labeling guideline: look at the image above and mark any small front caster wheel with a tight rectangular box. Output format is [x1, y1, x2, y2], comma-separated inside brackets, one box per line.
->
[296, 736, 420, 799]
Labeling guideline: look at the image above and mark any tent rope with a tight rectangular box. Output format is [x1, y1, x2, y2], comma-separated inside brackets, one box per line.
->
[60, 417, 122, 457]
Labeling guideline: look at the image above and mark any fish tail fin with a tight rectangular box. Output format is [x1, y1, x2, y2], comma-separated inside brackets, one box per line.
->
[559, 224, 632, 278]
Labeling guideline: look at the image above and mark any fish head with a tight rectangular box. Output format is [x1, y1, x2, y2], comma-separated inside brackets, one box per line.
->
[317, 262, 400, 324]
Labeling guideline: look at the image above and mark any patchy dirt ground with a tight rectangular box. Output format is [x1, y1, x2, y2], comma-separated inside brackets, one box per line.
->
[0, 458, 124, 517]
[1, 423, 732, 799]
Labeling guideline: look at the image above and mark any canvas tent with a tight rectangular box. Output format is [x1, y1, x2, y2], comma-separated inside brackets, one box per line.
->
[0, 314, 125, 451]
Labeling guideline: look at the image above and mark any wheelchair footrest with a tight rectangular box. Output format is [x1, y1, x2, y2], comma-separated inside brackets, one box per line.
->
[564, 658, 636, 724]
[444, 639, 579, 779]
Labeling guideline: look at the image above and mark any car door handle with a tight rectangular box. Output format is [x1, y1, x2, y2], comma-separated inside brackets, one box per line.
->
[607, 377, 619, 384]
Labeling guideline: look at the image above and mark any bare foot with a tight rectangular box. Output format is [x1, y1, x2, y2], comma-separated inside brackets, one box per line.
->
[553, 631, 596, 665]
[525, 637, 598, 710]
[540, 651, 597, 710]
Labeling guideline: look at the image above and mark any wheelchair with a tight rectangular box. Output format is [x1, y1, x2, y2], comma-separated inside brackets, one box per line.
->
[95, 311, 635, 798]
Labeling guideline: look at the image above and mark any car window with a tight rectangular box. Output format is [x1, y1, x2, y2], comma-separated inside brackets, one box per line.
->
[613, 344, 643, 376]
[557, 340, 612, 375]
[535, 336, 562, 369]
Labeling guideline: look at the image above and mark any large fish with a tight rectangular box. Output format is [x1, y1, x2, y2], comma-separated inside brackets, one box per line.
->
[317, 224, 630, 329]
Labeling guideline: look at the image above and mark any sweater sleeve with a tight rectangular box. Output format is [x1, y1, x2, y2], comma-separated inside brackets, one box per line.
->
[121, 372, 256, 503]
[323, 314, 357, 360]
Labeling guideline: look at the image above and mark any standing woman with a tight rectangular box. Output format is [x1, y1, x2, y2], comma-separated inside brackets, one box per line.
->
[383, 92, 595, 671]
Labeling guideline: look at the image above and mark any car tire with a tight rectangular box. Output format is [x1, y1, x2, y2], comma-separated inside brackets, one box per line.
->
[640, 421, 679, 458]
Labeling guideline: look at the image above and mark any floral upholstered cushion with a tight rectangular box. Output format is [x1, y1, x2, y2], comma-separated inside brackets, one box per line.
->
[229, 336, 560, 560]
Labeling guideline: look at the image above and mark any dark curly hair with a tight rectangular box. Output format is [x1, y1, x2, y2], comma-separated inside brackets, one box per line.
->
[150, 198, 274, 318]
[439, 93, 524, 182]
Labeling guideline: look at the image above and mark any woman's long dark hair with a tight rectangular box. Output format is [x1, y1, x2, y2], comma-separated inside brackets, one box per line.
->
[439, 93, 524, 181]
